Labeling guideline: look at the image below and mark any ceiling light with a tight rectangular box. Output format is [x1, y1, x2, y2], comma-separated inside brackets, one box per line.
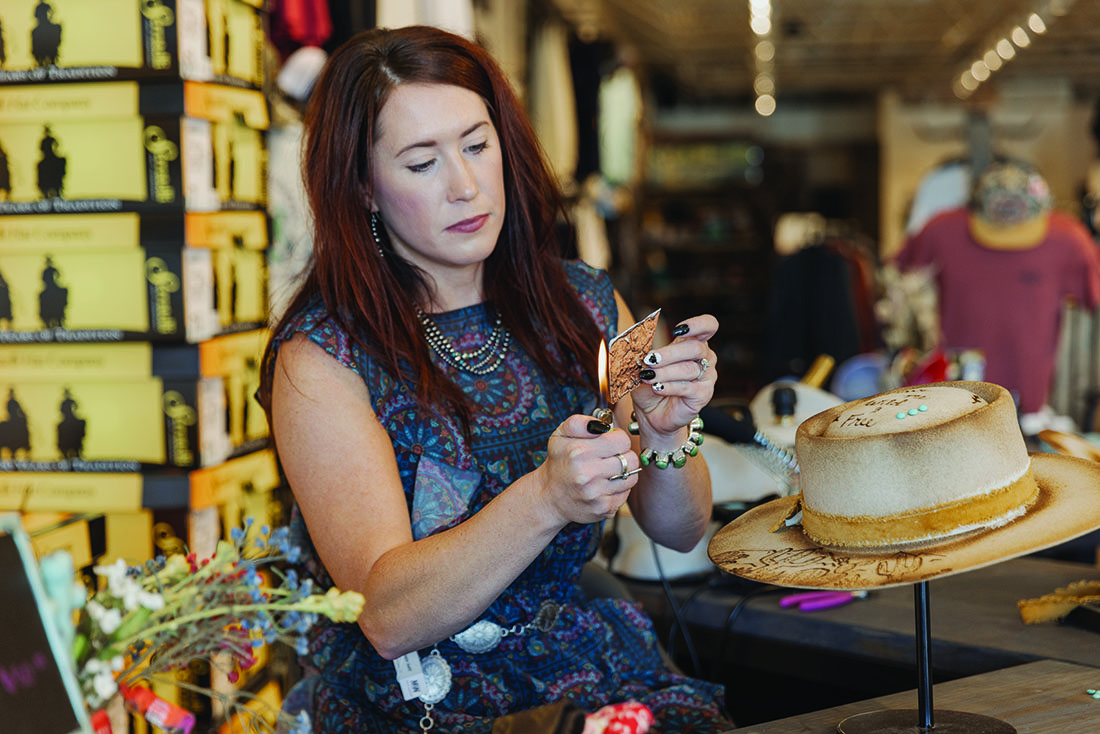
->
[970, 60, 990, 81]
[1011, 26, 1031, 47]
[983, 50, 1003, 70]
[750, 16, 771, 35]
[754, 73, 775, 94]
[1028, 13, 1047, 33]
[996, 39, 1016, 59]
[755, 94, 776, 116]
[959, 71, 978, 91]
[755, 40, 775, 61]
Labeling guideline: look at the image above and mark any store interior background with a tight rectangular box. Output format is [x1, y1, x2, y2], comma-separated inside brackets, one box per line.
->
[360, 0, 1100, 722]
[419, 0, 1100, 416]
[5, 0, 1100, 730]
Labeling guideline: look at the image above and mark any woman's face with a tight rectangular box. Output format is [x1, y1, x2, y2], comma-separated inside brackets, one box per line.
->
[369, 82, 506, 291]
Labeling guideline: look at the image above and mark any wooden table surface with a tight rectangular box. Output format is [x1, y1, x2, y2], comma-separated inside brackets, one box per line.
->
[625, 555, 1100, 679]
[720, 659, 1100, 733]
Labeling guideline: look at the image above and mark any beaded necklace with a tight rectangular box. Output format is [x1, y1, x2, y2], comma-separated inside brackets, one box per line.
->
[415, 306, 511, 375]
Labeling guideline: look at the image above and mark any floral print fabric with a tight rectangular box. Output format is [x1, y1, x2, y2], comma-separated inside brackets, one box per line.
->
[271, 260, 730, 732]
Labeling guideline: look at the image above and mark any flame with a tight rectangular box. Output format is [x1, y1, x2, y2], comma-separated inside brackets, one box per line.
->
[598, 339, 610, 407]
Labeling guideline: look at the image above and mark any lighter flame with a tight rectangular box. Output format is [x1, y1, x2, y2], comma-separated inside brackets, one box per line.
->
[598, 339, 610, 405]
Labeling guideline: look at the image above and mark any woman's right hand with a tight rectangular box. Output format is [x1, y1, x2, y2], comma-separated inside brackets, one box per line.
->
[538, 414, 639, 525]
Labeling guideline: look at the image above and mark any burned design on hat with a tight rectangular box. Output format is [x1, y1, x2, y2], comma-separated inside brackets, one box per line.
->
[824, 386, 980, 438]
[709, 542, 948, 589]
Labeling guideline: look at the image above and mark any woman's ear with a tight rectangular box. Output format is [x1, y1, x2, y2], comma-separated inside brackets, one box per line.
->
[359, 180, 376, 212]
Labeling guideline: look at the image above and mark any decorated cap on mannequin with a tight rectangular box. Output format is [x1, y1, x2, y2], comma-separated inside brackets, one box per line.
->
[967, 161, 1053, 250]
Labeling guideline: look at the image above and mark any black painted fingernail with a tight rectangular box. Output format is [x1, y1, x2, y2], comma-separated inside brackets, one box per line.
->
[672, 323, 690, 337]
[587, 419, 611, 434]
[640, 368, 656, 381]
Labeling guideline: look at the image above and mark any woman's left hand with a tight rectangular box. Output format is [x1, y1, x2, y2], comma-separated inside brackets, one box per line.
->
[630, 314, 719, 437]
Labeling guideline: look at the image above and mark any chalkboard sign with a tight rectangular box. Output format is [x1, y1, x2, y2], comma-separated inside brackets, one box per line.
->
[0, 514, 90, 734]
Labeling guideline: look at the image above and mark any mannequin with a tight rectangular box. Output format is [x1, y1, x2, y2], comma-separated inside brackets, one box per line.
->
[894, 161, 1100, 427]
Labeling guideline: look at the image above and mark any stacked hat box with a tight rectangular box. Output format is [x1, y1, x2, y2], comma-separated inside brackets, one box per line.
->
[0, 0, 265, 88]
[0, 447, 281, 556]
[0, 80, 268, 214]
[0, 210, 268, 343]
[0, 329, 268, 472]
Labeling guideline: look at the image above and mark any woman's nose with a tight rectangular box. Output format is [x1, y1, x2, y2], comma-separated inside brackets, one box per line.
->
[447, 159, 479, 202]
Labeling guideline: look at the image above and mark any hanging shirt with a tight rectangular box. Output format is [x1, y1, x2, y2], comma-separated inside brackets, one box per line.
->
[894, 207, 1100, 413]
[529, 21, 579, 185]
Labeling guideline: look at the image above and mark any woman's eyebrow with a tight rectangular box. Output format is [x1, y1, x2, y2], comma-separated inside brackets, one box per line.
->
[395, 121, 489, 158]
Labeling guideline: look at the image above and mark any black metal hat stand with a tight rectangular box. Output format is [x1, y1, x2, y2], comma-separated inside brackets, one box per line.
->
[835, 581, 1016, 733]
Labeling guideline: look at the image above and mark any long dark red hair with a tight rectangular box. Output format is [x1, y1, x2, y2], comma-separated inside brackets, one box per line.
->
[258, 25, 602, 423]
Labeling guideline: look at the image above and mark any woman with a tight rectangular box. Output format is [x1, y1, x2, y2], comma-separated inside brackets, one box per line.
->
[259, 25, 730, 732]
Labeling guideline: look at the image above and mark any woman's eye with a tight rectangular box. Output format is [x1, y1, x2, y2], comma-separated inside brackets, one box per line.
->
[467, 141, 489, 155]
[407, 160, 435, 173]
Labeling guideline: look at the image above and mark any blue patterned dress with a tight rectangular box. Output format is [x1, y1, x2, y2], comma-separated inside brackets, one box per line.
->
[270, 260, 730, 732]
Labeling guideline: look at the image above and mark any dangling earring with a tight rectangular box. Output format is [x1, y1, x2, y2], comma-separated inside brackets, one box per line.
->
[370, 211, 385, 257]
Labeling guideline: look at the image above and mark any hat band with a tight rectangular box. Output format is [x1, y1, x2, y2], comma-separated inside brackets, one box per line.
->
[800, 466, 1040, 549]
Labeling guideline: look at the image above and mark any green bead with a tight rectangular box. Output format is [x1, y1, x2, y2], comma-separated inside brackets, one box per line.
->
[672, 451, 687, 468]
[896, 412, 906, 420]
[640, 451, 651, 466]
[919, 405, 928, 412]
[655, 455, 669, 469]
[686, 444, 699, 457]
[908, 408, 919, 416]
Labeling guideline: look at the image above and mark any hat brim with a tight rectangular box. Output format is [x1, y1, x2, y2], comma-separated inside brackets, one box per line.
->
[968, 212, 1049, 250]
[708, 452, 1100, 591]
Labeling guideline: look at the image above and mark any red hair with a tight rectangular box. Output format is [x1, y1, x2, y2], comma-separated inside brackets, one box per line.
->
[259, 26, 602, 423]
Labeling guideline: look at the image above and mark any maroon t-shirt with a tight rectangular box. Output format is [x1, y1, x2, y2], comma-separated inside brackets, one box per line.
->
[895, 207, 1100, 413]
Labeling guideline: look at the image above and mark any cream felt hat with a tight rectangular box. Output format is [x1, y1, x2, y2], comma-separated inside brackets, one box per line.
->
[708, 381, 1100, 590]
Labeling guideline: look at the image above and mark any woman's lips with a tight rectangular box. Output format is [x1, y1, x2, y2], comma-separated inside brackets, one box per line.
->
[447, 214, 489, 233]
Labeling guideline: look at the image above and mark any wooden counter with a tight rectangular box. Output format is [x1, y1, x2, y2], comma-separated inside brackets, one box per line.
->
[721, 659, 1100, 733]
[622, 555, 1100, 723]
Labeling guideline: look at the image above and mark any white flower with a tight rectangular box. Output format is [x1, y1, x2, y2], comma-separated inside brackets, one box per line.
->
[87, 599, 122, 635]
[83, 658, 120, 705]
[138, 589, 165, 611]
[94, 558, 157, 612]
[94, 558, 131, 595]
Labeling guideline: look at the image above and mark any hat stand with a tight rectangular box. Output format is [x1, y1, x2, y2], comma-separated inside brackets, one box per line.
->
[835, 581, 1015, 734]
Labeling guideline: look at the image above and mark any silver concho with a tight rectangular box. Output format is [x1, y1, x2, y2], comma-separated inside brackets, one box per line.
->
[451, 620, 504, 654]
[418, 652, 452, 705]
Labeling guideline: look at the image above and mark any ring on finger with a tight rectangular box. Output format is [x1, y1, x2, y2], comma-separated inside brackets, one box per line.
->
[609, 453, 641, 480]
[693, 358, 710, 381]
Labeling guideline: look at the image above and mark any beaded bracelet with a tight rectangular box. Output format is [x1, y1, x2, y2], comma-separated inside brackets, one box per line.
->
[639, 416, 704, 469]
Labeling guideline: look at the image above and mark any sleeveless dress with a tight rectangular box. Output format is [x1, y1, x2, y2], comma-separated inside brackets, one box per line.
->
[270, 260, 730, 732]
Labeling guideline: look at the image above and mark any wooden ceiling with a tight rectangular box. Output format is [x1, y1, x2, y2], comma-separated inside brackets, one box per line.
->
[552, 0, 1100, 105]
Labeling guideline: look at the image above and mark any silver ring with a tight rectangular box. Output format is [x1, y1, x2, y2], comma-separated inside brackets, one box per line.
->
[609, 453, 633, 480]
[615, 452, 629, 474]
[694, 358, 710, 381]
